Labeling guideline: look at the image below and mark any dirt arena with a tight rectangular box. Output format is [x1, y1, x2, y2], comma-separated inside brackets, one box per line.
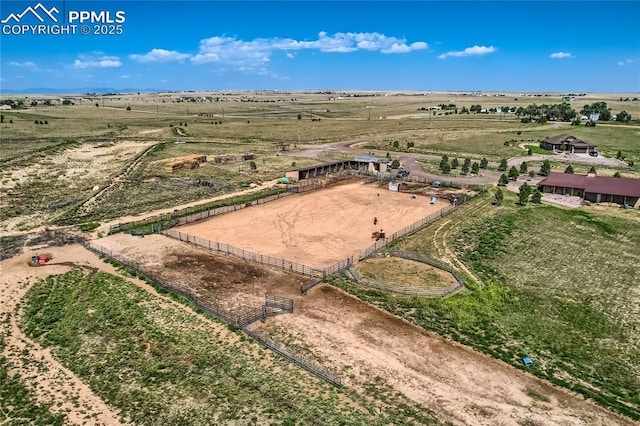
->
[176, 180, 447, 267]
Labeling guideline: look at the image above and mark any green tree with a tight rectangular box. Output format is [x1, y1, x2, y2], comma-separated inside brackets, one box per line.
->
[439, 155, 449, 172]
[494, 187, 504, 205]
[615, 150, 624, 160]
[126, 106, 131, 111]
[461, 160, 470, 175]
[508, 165, 519, 180]
[531, 189, 542, 204]
[442, 162, 451, 174]
[613, 171, 621, 178]
[519, 161, 528, 174]
[616, 111, 631, 122]
[297, 113, 302, 120]
[527, 148, 533, 156]
[451, 158, 459, 169]
[407, 141, 415, 149]
[588, 166, 596, 175]
[479, 157, 488, 169]
[580, 101, 611, 121]
[498, 174, 509, 186]
[564, 164, 574, 174]
[498, 158, 508, 171]
[540, 159, 551, 176]
[391, 159, 400, 169]
[249, 161, 257, 170]
[471, 162, 480, 174]
[0, 114, 3, 123]
[518, 183, 531, 205]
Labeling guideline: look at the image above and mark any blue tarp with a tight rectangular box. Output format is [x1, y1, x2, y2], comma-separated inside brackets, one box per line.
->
[522, 357, 533, 367]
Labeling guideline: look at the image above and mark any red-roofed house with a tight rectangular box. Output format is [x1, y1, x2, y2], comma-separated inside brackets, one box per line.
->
[538, 172, 640, 207]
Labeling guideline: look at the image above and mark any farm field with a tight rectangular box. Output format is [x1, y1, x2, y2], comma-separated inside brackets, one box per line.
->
[82, 233, 632, 425]
[332, 191, 640, 420]
[1, 91, 640, 425]
[175, 180, 446, 268]
[1, 92, 638, 234]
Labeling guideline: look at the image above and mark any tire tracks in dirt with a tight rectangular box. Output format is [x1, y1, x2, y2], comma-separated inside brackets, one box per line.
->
[75, 142, 164, 217]
[432, 197, 492, 284]
[0, 243, 240, 425]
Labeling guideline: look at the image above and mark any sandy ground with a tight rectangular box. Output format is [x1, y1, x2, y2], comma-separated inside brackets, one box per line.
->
[258, 284, 635, 426]
[176, 180, 447, 267]
[0, 245, 124, 425]
[88, 234, 634, 426]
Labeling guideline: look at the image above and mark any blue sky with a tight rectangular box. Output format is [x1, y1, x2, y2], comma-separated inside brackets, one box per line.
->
[1, 1, 639, 92]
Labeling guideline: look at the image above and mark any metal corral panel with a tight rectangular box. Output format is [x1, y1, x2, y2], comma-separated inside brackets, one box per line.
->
[389, 182, 399, 192]
[355, 156, 379, 163]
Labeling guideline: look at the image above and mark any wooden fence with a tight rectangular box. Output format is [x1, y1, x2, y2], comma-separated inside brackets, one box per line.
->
[161, 229, 324, 278]
[243, 327, 342, 388]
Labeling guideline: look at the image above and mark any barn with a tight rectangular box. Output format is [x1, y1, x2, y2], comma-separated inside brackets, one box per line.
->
[538, 172, 640, 207]
[285, 158, 388, 182]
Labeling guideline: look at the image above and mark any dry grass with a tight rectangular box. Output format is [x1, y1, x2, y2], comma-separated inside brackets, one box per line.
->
[355, 257, 457, 287]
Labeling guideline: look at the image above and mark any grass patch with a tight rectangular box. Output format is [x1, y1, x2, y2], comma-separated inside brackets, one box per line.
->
[0, 336, 65, 425]
[77, 222, 100, 232]
[355, 257, 457, 288]
[525, 388, 551, 403]
[523, 144, 553, 155]
[20, 269, 443, 425]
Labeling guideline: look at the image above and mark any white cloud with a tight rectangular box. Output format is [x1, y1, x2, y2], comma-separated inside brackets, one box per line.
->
[129, 48, 190, 63]
[438, 45, 495, 59]
[617, 58, 636, 66]
[120, 74, 130, 79]
[550, 52, 573, 59]
[9, 61, 37, 69]
[132, 31, 427, 71]
[73, 55, 121, 69]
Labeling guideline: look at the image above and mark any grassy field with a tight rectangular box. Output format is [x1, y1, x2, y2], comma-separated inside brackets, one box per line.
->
[19, 268, 443, 425]
[0, 335, 65, 425]
[355, 257, 456, 287]
[331, 192, 640, 420]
